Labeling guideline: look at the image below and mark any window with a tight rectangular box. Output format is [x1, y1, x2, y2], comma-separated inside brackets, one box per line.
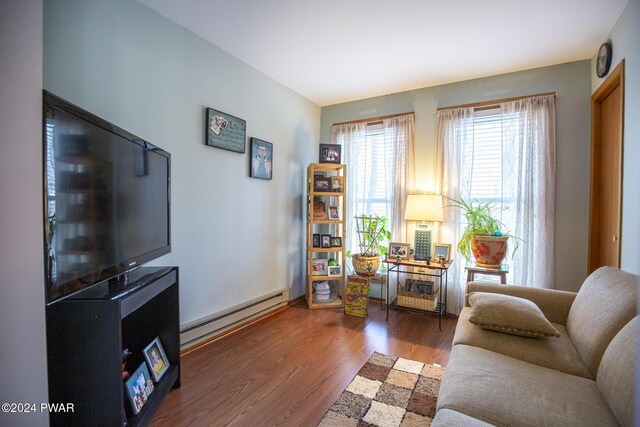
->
[332, 114, 414, 257]
[437, 94, 556, 312]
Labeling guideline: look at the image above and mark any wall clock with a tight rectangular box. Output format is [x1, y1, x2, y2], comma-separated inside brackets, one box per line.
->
[596, 42, 612, 78]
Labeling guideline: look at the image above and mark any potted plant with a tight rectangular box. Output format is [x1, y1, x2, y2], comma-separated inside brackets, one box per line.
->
[446, 198, 520, 268]
[348, 214, 392, 276]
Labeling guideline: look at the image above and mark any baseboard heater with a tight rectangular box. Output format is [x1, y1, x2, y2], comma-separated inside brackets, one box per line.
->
[180, 288, 289, 351]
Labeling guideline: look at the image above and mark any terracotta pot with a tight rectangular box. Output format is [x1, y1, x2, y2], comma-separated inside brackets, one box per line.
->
[471, 235, 508, 268]
[352, 254, 381, 277]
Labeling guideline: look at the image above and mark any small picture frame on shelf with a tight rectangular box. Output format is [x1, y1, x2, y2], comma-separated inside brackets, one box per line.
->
[312, 259, 328, 276]
[328, 206, 340, 220]
[314, 177, 331, 192]
[328, 265, 342, 277]
[319, 143, 341, 164]
[331, 177, 343, 193]
[312, 233, 321, 248]
[125, 363, 155, 415]
[388, 242, 410, 260]
[432, 243, 452, 263]
[143, 337, 170, 382]
[330, 236, 342, 247]
[321, 234, 331, 248]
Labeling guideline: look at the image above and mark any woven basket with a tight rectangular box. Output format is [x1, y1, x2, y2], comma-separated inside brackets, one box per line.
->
[397, 283, 439, 310]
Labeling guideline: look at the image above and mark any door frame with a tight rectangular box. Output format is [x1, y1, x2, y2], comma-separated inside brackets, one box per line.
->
[588, 60, 625, 273]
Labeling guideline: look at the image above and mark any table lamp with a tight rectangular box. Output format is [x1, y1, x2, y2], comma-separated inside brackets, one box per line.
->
[405, 194, 444, 260]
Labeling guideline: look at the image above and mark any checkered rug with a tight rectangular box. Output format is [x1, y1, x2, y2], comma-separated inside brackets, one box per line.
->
[318, 352, 444, 427]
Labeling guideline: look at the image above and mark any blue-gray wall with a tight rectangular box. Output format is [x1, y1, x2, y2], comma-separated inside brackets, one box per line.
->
[322, 61, 592, 292]
[592, 0, 640, 275]
[44, 0, 321, 325]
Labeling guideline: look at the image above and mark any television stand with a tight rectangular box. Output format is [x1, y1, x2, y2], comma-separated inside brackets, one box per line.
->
[46, 266, 180, 426]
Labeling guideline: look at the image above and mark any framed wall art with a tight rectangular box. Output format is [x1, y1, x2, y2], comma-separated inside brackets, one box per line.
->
[249, 137, 273, 180]
[319, 144, 341, 164]
[205, 107, 246, 153]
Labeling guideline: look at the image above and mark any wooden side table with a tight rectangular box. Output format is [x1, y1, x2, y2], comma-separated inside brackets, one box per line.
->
[465, 263, 509, 284]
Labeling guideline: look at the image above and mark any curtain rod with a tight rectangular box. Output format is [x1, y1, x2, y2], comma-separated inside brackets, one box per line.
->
[332, 111, 414, 127]
[436, 92, 557, 112]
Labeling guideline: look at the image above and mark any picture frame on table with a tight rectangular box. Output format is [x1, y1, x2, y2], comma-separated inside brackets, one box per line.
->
[330, 237, 342, 247]
[312, 259, 328, 276]
[319, 144, 341, 164]
[249, 137, 273, 180]
[205, 107, 246, 153]
[328, 206, 340, 221]
[433, 243, 452, 263]
[312, 233, 321, 248]
[143, 337, 170, 382]
[388, 242, 411, 260]
[314, 176, 331, 192]
[125, 363, 155, 415]
[321, 234, 332, 248]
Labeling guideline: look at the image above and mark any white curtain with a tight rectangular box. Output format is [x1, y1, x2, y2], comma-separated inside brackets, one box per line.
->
[332, 114, 415, 258]
[436, 95, 556, 314]
[435, 107, 475, 314]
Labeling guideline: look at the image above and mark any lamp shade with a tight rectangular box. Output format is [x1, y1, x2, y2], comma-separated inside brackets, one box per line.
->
[405, 194, 444, 222]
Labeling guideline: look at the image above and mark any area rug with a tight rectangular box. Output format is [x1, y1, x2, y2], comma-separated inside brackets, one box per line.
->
[318, 352, 444, 427]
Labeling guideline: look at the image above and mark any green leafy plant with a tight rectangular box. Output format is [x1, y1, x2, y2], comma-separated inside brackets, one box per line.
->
[355, 214, 392, 256]
[445, 197, 520, 261]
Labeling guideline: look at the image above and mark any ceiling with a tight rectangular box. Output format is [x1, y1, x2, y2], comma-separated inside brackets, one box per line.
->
[139, 0, 628, 106]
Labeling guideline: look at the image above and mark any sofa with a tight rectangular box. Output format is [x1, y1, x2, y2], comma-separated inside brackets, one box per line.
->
[433, 266, 639, 427]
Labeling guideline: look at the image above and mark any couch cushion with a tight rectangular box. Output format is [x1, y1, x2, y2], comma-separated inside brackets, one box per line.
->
[454, 307, 592, 378]
[566, 267, 640, 377]
[432, 408, 494, 426]
[597, 316, 638, 426]
[468, 292, 560, 337]
[437, 345, 618, 427]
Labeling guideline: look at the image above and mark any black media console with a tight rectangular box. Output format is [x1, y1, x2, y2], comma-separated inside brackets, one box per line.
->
[46, 266, 180, 426]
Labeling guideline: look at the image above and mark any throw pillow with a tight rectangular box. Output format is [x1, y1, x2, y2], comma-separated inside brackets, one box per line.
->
[468, 292, 560, 338]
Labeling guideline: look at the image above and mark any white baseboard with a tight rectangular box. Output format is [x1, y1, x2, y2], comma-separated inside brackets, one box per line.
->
[180, 288, 289, 350]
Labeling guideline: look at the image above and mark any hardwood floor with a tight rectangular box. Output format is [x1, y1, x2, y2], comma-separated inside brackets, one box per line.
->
[150, 301, 457, 427]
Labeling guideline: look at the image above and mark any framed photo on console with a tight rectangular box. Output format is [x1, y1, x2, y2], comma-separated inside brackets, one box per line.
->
[432, 243, 452, 263]
[143, 337, 170, 382]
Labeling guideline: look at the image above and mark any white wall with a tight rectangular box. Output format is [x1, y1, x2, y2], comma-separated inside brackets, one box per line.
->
[321, 61, 592, 292]
[44, 0, 320, 325]
[0, 1, 49, 426]
[591, 0, 640, 274]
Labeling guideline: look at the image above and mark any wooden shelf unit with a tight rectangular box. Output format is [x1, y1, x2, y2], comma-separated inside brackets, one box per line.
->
[306, 163, 347, 309]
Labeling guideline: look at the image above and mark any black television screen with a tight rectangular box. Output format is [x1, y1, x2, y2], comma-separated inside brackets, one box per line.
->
[43, 91, 171, 303]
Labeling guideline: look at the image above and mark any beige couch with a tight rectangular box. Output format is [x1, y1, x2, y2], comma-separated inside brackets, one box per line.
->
[433, 266, 639, 427]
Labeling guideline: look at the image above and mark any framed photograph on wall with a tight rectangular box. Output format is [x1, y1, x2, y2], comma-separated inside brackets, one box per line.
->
[388, 242, 410, 260]
[433, 243, 452, 262]
[249, 138, 273, 180]
[205, 107, 246, 153]
[319, 144, 341, 164]
[312, 259, 328, 276]
[143, 337, 170, 382]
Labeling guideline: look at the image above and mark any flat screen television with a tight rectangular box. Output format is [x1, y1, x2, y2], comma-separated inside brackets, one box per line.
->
[43, 91, 171, 304]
